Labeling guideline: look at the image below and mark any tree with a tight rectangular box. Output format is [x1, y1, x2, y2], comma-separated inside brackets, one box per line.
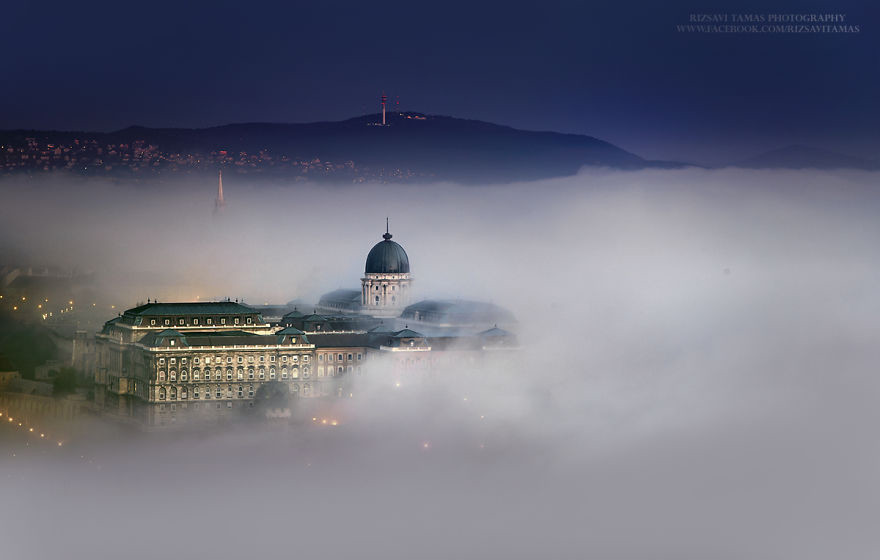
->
[52, 367, 78, 396]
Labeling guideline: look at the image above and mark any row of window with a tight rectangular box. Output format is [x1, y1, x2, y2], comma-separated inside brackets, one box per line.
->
[318, 352, 362, 362]
[157, 366, 311, 382]
[158, 355, 307, 366]
[157, 383, 313, 400]
[150, 316, 254, 327]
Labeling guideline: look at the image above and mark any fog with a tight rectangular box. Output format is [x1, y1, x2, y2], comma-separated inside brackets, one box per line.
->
[2, 168, 880, 559]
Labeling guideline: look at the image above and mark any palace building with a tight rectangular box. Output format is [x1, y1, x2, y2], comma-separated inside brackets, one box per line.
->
[94, 226, 516, 427]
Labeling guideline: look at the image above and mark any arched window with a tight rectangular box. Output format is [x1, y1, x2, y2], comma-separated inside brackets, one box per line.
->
[158, 371, 166, 381]
[169, 370, 176, 381]
[258, 367, 265, 380]
[270, 367, 276, 379]
[291, 367, 299, 379]
[248, 368, 254, 380]
[375, 296, 379, 304]
[181, 388, 188, 400]
[192, 369, 200, 381]
[236, 368, 244, 380]
[180, 370, 187, 381]
[281, 367, 288, 379]
[226, 369, 233, 380]
[159, 387, 166, 400]
[170, 387, 177, 400]
[338, 366, 343, 374]
[303, 383, 311, 395]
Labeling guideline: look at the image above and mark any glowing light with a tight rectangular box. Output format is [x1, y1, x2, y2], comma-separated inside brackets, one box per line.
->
[68, 300, 73, 305]
[40, 433, 44, 438]
[29, 428, 33, 432]
[21, 296, 26, 301]
[395, 382, 401, 388]
[312, 417, 317, 422]
[12, 306, 17, 311]
[57, 442, 63, 446]
[330, 420, 338, 426]
[422, 442, 430, 449]
[321, 419, 327, 425]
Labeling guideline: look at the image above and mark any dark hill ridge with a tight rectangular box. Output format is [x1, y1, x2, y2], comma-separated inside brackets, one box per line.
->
[0, 112, 685, 183]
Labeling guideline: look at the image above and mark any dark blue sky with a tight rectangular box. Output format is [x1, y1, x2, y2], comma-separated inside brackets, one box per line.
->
[2, 0, 876, 163]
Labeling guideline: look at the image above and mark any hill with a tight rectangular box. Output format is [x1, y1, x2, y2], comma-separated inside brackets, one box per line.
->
[0, 112, 683, 183]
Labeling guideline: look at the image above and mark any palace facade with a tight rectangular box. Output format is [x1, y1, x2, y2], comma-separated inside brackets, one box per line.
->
[94, 227, 516, 427]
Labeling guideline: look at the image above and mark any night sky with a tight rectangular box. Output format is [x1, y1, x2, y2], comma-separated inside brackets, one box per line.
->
[2, 0, 876, 163]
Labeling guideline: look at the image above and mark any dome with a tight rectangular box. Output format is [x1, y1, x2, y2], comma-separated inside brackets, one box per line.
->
[365, 230, 410, 274]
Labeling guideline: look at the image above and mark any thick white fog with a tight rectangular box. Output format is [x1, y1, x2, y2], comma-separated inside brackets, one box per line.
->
[2, 168, 880, 559]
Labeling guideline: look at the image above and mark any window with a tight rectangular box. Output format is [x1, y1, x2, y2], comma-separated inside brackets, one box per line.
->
[270, 356, 276, 362]
[237, 356, 243, 363]
[347, 366, 353, 373]
[158, 371, 166, 381]
[215, 387, 221, 398]
[303, 356, 309, 363]
[159, 358, 165, 365]
[292, 355, 299, 363]
[181, 358, 187, 364]
[226, 369, 232, 381]
[357, 353, 362, 361]
[150, 319, 156, 326]
[259, 368, 265, 380]
[227, 387, 232, 398]
[170, 340, 176, 346]
[194, 318, 199, 326]
[234, 317, 240, 325]
[193, 370, 200, 380]
[215, 371, 221, 380]
[226, 357, 232, 363]
[375, 296, 379, 304]
[291, 367, 299, 379]
[338, 354, 343, 361]
[203, 387, 209, 399]
[328, 354, 334, 362]
[338, 366, 343, 374]
[303, 366, 310, 379]
[347, 354, 352, 361]
[269, 367, 276, 379]
[181, 370, 187, 381]
[164, 319, 170, 326]
[221, 318, 226, 325]
[181, 388, 188, 399]
[247, 356, 254, 363]
[318, 354, 323, 362]
[246, 317, 252, 324]
[248, 369, 254, 380]
[318, 367, 323, 377]
[281, 368, 288, 379]
[237, 386, 243, 398]
[170, 371, 176, 381]
[194, 358, 200, 365]
[207, 318, 213, 325]
[282, 356, 288, 362]
[159, 388, 166, 400]
[248, 386, 254, 397]
[170, 387, 177, 400]
[259, 356, 265, 363]
[178, 318, 184, 325]
[170, 358, 176, 364]
[237, 369, 243, 380]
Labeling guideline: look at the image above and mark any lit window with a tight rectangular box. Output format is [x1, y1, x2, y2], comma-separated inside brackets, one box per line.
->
[159, 358, 165, 365]
[291, 367, 299, 379]
[150, 319, 156, 326]
[207, 318, 213, 325]
[164, 319, 170, 326]
[234, 317, 240, 325]
[247, 356, 254, 363]
[194, 318, 199, 325]
[170, 358, 176, 364]
[246, 317, 252, 324]
[170, 371, 176, 381]
[221, 318, 226, 325]
[178, 318, 184, 325]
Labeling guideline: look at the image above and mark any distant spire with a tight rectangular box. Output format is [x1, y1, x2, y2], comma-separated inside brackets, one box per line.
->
[214, 170, 225, 214]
